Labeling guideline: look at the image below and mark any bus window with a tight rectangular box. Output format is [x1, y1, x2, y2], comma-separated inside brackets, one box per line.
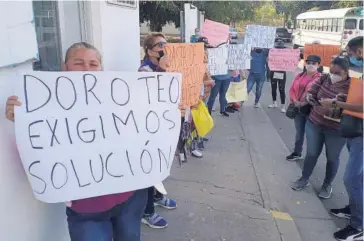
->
[318, 19, 323, 31]
[345, 19, 357, 29]
[337, 18, 343, 32]
[359, 19, 363, 30]
[332, 19, 338, 32]
[327, 19, 333, 32]
[323, 19, 328, 31]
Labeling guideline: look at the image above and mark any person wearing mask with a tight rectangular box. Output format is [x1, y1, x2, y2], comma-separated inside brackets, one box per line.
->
[190, 28, 201, 43]
[346, 36, 363, 68]
[207, 43, 232, 117]
[5, 42, 148, 241]
[268, 40, 288, 113]
[139, 33, 178, 228]
[321, 36, 363, 241]
[291, 57, 350, 200]
[286, 55, 322, 161]
[247, 47, 269, 108]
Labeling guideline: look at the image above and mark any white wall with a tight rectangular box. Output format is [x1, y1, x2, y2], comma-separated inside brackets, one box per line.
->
[89, 1, 140, 71]
[0, 0, 141, 240]
[184, 3, 198, 43]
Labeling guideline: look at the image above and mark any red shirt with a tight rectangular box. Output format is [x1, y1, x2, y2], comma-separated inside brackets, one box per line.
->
[289, 72, 321, 102]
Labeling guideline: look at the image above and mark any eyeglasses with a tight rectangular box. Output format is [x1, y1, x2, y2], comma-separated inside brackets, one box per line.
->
[152, 42, 167, 48]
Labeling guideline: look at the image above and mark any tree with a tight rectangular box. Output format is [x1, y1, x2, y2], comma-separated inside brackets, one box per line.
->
[139, 1, 184, 32]
[334, 1, 363, 8]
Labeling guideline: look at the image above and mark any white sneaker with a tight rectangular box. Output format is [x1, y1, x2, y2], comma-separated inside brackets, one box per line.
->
[280, 105, 286, 113]
[254, 103, 260, 108]
[268, 102, 278, 108]
[191, 149, 203, 158]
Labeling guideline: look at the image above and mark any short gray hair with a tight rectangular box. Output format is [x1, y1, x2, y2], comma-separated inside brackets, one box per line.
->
[65, 42, 102, 64]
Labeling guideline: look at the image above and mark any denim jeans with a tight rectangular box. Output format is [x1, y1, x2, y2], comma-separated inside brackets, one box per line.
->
[67, 189, 148, 241]
[207, 78, 231, 114]
[144, 187, 163, 215]
[301, 120, 346, 185]
[344, 136, 363, 229]
[247, 72, 266, 104]
[293, 114, 307, 155]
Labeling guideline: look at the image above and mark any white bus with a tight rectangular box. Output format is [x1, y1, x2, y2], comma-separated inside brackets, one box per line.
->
[293, 7, 363, 51]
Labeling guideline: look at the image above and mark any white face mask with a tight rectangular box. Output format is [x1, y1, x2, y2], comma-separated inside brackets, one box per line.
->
[306, 64, 318, 72]
[330, 74, 342, 84]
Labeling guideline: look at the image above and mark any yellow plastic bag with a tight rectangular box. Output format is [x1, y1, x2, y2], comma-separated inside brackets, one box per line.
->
[226, 77, 248, 103]
[191, 101, 214, 137]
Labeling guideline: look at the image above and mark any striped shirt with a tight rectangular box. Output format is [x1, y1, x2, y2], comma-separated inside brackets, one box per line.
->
[308, 74, 350, 130]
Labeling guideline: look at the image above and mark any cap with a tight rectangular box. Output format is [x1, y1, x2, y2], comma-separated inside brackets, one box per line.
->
[305, 55, 321, 63]
[197, 37, 208, 44]
[274, 40, 285, 49]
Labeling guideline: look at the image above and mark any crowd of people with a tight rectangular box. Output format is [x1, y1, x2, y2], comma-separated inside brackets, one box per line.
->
[3, 23, 363, 241]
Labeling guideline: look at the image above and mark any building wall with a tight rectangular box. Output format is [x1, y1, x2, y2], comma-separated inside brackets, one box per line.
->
[0, 1, 141, 240]
[184, 3, 199, 43]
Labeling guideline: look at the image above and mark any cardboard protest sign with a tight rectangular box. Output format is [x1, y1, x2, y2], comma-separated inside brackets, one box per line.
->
[343, 77, 363, 119]
[268, 48, 300, 72]
[201, 19, 230, 47]
[244, 25, 276, 48]
[164, 43, 205, 107]
[207, 45, 229, 75]
[303, 44, 341, 67]
[14, 71, 182, 203]
[227, 44, 252, 70]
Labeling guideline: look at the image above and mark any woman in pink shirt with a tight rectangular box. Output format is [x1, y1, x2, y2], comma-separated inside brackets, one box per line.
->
[5, 42, 147, 241]
[286, 55, 321, 162]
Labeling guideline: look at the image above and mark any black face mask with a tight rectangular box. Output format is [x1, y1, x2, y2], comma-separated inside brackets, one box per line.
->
[156, 51, 164, 61]
[255, 49, 262, 53]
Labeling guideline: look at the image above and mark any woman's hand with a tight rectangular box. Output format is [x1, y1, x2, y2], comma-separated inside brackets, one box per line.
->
[319, 98, 334, 108]
[178, 103, 186, 116]
[5, 96, 21, 122]
[159, 55, 171, 70]
[206, 79, 215, 87]
[293, 99, 302, 107]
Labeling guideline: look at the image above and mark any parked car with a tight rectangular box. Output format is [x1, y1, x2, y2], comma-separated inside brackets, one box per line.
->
[230, 27, 238, 39]
[275, 28, 292, 43]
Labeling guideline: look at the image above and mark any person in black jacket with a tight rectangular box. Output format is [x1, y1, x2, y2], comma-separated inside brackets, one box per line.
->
[268, 40, 287, 113]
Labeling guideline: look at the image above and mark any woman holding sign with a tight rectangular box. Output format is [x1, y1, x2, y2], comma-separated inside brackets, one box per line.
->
[139, 33, 178, 229]
[5, 42, 148, 241]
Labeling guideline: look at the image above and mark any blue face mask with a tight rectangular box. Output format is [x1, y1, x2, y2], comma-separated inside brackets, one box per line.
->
[349, 56, 363, 67]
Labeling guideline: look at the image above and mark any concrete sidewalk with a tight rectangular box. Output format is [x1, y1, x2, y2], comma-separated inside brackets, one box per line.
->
[142, 98, 337, 241]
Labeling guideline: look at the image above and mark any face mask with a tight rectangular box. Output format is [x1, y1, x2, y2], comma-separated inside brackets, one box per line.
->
[349, 56, 363, 67]
[195, 32, 201, 36]
[306, 64, 318, 72]
[330, 74, 342, 84]
[156, 51, 164, 61]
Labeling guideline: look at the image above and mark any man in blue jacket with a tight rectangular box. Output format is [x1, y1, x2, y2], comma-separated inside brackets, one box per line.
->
[247, 48, 269, 108]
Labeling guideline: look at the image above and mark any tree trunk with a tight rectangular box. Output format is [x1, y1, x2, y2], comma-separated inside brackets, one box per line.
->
[149, 20, 163, 32]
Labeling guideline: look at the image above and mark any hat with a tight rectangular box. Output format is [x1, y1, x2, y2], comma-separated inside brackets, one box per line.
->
[274, 40, 285, 49]
[305, 55, 321, 63]
[197, 37, 208, 44]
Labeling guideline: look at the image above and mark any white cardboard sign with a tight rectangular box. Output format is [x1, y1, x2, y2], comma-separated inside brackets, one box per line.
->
[14, 71, 182, 203]
[227, 44, 252, 70]
[207, 45, 229, 75]
[245, 25, 276, 49]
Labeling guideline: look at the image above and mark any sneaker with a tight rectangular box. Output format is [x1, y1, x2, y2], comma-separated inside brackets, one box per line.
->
[330, 205, 351, 219]
[254, 103, 260, 108]
[286, 152, 302, 162]
[291, 177, 309, 191]
[268, 102, 278, 108]
[191, 149, 203, 158]
[334, 225, 363, 241]
[142, 213, 168, 229]
[281, 107, 286, 113]
[220, 111, 230, 117]
[318, 183, 333, 199]
[154, 196, 177, 209]
[226, 106, 236, 113]
[202, 137, 209, 142]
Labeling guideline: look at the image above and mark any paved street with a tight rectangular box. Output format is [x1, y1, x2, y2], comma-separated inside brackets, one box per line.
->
[142, 97, 338, 241]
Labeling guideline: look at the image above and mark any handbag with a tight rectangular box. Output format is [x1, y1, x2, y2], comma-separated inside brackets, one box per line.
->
[286, 77, 312, 119]
[225, 76, 248, 103]
[191, 100, 214, 137]
[339, 115, 363, 138]
[286, 104, 297, 119]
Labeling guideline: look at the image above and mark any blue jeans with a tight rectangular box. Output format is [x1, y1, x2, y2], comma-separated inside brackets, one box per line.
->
[301, 120, 346, 185]
[207, 78, 231, 114]
[67, 189, 148, 241]
[293, 114, 307, 155]
[247, 72, 266, 104]
[345, 136, 363, 229]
